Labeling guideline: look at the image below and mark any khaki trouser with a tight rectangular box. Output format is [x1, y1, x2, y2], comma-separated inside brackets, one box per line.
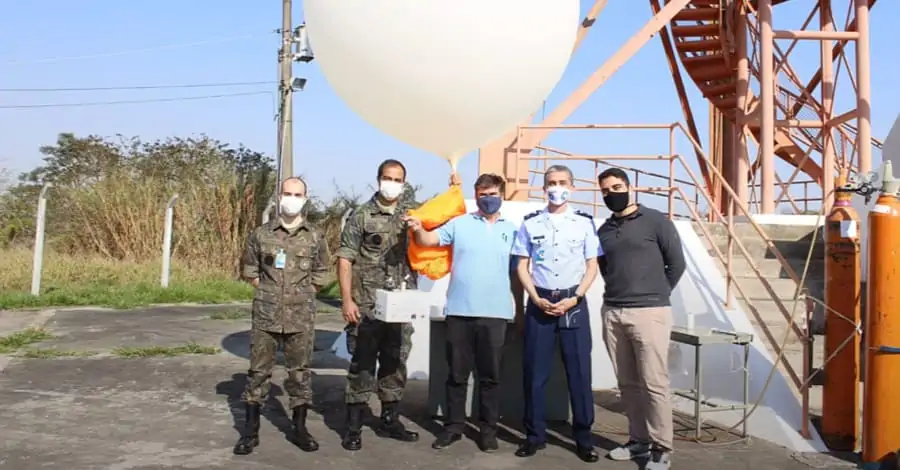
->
[601, 305, 674, 450]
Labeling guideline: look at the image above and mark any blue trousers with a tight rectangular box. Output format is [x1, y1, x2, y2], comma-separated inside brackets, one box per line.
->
[522, 289, 594, 448]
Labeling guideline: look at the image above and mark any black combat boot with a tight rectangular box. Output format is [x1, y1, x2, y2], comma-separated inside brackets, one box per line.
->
[377, 401, 419, 442]
[291, 405, 319, 452]
[341, 403, 365, 451]
[233, 403, 261, 455]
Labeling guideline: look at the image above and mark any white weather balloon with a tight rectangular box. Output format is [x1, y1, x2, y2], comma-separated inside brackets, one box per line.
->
[303, 0, 580, 165]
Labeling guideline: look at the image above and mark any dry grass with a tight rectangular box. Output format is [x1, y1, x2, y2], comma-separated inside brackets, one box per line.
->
[53, 165, 259, 277]
[0, 246, 253, 309]
[0, 135, 349, 310]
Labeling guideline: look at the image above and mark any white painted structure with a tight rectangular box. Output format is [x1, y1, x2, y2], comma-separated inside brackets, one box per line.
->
[669, 220, 825, 452]
[331, 200, 826, 452]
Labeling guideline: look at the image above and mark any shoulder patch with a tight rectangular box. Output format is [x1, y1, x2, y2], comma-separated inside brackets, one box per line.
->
[523, 210, 542, 221]
[574, 209, 593, 219]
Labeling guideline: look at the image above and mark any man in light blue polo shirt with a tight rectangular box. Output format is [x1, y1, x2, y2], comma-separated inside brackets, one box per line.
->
[404, 173, 523, 453]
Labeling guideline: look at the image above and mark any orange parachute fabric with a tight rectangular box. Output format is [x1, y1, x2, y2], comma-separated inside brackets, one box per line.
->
[406, 185, 467, 280]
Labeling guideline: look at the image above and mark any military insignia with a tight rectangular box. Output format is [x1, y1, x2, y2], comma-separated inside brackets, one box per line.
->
[574, 209, 593, 219]
[524, 210, 542, 221]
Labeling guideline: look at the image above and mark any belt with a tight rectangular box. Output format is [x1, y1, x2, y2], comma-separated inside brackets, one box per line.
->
[534, 285, 579, 299]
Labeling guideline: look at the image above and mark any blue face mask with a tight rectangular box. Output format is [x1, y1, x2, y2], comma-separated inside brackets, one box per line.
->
[476, 195, 502, 215]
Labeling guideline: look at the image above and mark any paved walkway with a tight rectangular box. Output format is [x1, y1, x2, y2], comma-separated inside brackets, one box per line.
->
[0, 305, 856, 469]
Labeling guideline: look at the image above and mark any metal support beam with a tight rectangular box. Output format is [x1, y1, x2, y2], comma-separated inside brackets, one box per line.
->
[759, 0, 776, 213]
[821, 0, 836, 212]
[854, 0, 873, 174]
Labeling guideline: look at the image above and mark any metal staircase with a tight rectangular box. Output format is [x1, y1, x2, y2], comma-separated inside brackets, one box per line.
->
[667, 0, 825, 183]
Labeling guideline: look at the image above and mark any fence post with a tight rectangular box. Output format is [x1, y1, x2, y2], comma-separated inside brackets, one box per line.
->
[160, 194, 179, 288]
[30, 183, 52, 296]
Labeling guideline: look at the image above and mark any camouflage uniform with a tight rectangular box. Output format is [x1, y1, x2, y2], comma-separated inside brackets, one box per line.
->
[338, 183, 419, 450]
[240, 220, 329, 409]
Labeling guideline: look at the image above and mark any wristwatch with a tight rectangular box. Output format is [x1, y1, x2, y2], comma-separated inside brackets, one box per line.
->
[574, 294, 584, 304]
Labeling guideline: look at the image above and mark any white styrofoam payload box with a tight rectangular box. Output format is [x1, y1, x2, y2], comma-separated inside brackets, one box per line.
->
[429, 304, 445, 319]
[373, 288, 433, 323]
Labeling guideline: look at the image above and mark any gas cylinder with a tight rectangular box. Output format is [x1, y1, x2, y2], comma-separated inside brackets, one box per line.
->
[862, 161, 900, 469]
[822, 170, 861, 452]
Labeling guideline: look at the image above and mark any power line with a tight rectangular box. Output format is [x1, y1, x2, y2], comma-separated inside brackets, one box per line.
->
[4, 33, 271, 66]
[0, 80, 276, 92]
[0, 90, 273, 109]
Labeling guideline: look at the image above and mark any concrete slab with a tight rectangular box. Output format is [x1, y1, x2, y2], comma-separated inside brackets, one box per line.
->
[35, 304, 345, 356]
[0, 305, 857, 469]
[0, 308, 55, 335]
[0, 310, 41, 334]
[0, 353, 851, 470]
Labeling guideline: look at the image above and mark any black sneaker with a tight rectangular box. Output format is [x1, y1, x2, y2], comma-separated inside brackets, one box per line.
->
[646, 446, 672, 470]
[431, 432, 462, 450]
[477, 433, 499, 453]
[606, 440, 652, 461]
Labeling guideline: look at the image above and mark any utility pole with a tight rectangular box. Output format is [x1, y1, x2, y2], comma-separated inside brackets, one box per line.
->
[278, 0, 294, 180]
[268, 0, 312, 224]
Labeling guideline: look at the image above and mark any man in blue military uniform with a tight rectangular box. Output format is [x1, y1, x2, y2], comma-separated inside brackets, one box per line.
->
[511, 165, 601, 463]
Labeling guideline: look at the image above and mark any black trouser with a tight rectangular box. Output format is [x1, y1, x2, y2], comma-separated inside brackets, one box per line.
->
[444, 315, 508, 434]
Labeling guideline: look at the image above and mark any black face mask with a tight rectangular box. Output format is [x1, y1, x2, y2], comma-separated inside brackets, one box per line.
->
[603, 191, 630, 213]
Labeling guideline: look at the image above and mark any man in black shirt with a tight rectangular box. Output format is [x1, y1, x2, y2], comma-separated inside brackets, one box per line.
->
[595, 168, 685, 470]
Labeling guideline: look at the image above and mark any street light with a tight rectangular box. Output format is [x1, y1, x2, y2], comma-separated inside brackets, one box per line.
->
[293, 23, 314, 62]
[290, 77, 307, 91]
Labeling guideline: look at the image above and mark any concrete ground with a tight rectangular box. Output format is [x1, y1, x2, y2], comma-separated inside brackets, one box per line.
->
[0, 305, 857, 470]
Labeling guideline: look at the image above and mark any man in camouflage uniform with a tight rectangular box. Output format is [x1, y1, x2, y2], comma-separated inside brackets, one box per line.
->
[233, 176, 330, 456]
[336, 159, 420, 451]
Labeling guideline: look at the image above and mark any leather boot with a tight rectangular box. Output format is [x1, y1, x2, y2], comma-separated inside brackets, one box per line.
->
[341, 403, 364, 451]
[233, 403, 261, 455]
[377, 401, 419, 442]
[291, 405, 319, 452]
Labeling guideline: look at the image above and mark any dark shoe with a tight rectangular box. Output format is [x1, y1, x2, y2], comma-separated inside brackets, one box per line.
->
[514, 441, 545, 457]
[233, 403, 261, 455]
[646, 445, 672, 470]
[291, 406, 319, 452]
[431, 431, 462, 450]
[341, 403, 365, 451]
[477, 433, 499, 453]
[576, 445, 599, 463]
[607, 440, 652, 461]
[377, 401, 419, 442]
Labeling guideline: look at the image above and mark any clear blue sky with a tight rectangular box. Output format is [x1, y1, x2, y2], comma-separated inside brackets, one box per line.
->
[1, 1, 897, 213]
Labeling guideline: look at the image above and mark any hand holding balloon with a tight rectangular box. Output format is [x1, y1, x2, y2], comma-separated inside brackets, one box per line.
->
[449, 173, 461, 187]
[402, 215, 424, 233]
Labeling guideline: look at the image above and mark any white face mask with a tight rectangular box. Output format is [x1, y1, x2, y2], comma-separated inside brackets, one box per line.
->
[379, 180, 404, 201]
[547, 186, 570, 205]
[279, 196, 307, 217]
